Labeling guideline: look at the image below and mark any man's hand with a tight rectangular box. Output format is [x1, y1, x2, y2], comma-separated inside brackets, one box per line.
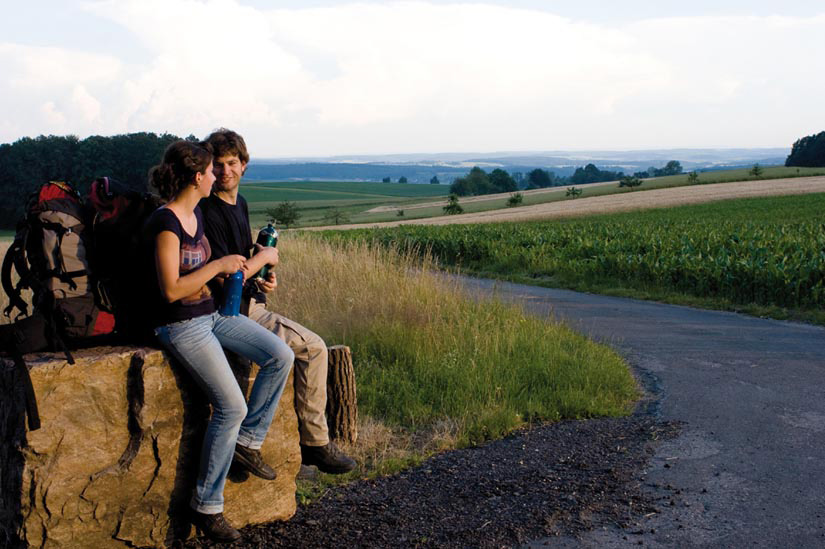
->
[253, 244, 280, 268]
[256, 272, 278, 294]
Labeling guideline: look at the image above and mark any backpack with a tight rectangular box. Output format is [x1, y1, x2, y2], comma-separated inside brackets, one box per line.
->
[1, 181, 115, 350]
[87, 176, 163, 344]
[1, 180, 114, 432]
[1, 178, 162, 431]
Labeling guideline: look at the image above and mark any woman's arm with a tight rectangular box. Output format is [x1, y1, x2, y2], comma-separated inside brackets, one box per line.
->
[155, 231, 246, 303]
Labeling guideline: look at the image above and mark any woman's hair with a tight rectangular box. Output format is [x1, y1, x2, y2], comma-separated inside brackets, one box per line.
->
[149, 141, 213, 200]
[203, 128, 249, 164]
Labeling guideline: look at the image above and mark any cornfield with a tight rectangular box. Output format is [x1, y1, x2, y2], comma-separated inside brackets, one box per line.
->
[323, 194, 825, 311]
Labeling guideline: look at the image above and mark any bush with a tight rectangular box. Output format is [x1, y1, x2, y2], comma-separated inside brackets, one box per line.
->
[266, 201, 301, 228]
[443, 193, 463, 215]
[506, 192, 524, 207]
[618, 176, 642, 190]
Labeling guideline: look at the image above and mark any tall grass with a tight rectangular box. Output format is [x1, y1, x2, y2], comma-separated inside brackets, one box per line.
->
[273, 235, 637, 448]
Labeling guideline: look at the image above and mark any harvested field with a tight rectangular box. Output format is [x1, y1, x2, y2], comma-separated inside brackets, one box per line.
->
[312, 176, 825, 230]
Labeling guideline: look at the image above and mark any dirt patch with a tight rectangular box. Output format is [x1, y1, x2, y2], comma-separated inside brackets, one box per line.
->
[312, 176, 825, 230]
[185, 417, 679, 549]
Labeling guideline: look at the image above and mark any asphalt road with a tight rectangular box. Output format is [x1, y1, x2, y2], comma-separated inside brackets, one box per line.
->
[456, 277, 825, 548]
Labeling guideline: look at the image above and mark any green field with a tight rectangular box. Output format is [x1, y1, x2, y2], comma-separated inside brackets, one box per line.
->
[319, 193, 825, 324]
[241, 166, 825, 228]
[241, 180, 450, 227]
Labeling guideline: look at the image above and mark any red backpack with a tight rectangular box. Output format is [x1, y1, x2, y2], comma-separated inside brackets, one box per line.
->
[2, 181, 115, 346]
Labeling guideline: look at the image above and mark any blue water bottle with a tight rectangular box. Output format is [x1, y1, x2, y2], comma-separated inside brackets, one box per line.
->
[219, 270, 244, 316]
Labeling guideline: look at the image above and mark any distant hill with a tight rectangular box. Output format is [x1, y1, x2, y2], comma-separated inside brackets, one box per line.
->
[247, 148, 789, 183]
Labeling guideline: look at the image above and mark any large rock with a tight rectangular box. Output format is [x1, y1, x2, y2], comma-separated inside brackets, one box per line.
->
[0, 346, 300, 548]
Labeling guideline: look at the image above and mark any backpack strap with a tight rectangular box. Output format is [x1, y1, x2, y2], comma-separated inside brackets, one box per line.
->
[36, 219, 88, 291]
[10, 350, 41, 431]
[2, 224, 32, 319]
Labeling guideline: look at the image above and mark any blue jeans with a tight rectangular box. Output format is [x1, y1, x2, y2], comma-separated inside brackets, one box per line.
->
[155, 311, 294, 514]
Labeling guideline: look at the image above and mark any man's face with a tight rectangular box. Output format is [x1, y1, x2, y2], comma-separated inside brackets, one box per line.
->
[212, 154, 247, 193]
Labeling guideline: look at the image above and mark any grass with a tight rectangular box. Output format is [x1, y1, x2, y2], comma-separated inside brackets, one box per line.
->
[241, 180, 449, 227]
[273, 236, 637, 438]
[266, 235, 638, 495]
[319, 193, 825, 326]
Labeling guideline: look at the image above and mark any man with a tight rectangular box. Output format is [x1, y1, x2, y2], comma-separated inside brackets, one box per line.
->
[200, 128, 355, 474]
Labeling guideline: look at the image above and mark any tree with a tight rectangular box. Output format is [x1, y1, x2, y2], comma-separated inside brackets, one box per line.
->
[526, 168, 553, 189]
[266, 201, 301, 228]
[662, 160, 683, 176]
[786, 131, 825, 167]
[396, 209, 404, 217]
[647, 160, 683, 177]
[506, 192, 523, 207]
[443, 193, 463, 215]
[398, 176, 408, 183]
[489, 168, 517, 193]
[749, 164, 763, 178]
[382, 177, 391, 183]
[323, 207, 350, 225]
[0, 131, 181, 229]
[570, 163, 623, 185]
[449, 166, 492, 196]
[618, 176, 643, 190]
[430, 175, 440, 185]
[687, 171, 699, 184]
[566, 187, 582, 197]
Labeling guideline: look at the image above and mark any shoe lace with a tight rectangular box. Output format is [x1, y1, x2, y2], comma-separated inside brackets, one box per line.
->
[210, 513, 232, 530]
[326, 441, 344, 457]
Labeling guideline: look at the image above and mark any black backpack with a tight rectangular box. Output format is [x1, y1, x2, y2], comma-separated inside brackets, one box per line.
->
[87, 176, 162, 344]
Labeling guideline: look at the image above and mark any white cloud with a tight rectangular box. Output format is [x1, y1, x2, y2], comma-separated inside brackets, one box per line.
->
[1, 2, 823, 153]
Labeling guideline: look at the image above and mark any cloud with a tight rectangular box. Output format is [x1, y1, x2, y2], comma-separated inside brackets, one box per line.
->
[1, 1, 823, 154]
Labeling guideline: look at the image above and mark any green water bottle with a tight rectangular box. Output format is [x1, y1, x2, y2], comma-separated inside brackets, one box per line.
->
[254, 224, 278, 279]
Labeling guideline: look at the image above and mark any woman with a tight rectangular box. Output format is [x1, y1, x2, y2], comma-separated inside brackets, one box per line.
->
[146, 140, 293, 542]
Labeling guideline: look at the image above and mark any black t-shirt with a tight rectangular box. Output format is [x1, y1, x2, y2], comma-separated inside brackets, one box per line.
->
[199, 193, 265, 303]
[145, 206, 215, 327]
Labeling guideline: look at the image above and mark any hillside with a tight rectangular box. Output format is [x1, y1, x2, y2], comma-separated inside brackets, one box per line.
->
[306, 176, 825, 230]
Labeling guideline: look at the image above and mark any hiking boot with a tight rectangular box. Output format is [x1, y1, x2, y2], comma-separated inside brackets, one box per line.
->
[300, 441, 356, 474]
[232, 444, 277, 480]
[192, 511, 241, 543]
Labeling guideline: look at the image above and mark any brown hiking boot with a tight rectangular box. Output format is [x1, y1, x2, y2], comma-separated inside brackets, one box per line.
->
[300, 441, 356, 474]
[232, 444, 277, 480]
[192, 511, 241, 543]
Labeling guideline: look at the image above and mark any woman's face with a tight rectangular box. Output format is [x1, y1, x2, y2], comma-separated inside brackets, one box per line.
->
[198, 162, 216, 197]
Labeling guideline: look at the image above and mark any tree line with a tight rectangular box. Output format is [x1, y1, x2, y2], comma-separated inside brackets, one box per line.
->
[785, 131, 825, 167]
[449, 161, 684, 197]
[0, 132, 191, 229]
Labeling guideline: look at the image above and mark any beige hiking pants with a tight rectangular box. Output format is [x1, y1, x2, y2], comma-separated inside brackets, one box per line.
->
[248, 298, 329, 446]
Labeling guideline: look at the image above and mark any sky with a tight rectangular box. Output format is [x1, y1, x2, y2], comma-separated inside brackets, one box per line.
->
[2, 0, 824, 157]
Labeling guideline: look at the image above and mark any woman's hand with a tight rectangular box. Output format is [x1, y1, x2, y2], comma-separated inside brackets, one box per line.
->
[215, 254, 247, 276]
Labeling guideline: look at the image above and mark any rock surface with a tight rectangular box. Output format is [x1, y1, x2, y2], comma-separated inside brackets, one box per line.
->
[1, 346, 300, 548]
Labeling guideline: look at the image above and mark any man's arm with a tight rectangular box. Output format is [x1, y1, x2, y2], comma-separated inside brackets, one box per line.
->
[241, 246, 279, 280]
